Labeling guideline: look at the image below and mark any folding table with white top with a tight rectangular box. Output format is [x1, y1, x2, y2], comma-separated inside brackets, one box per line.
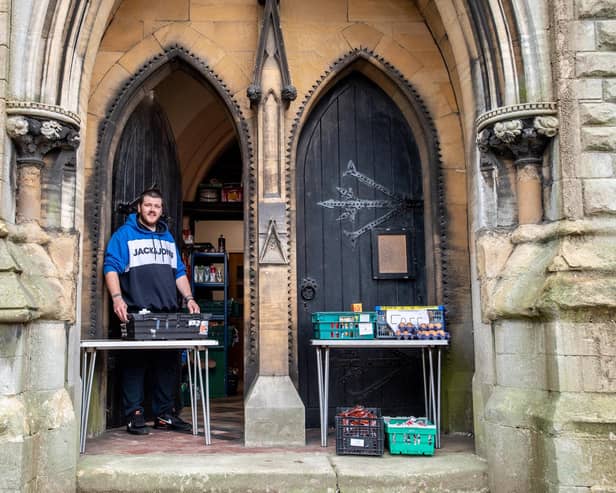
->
[79, 339, 218, 453]
[310, 338, 448, 448]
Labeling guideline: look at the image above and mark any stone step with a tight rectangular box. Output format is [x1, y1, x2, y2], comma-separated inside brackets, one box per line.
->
[77, 450, 488, 493]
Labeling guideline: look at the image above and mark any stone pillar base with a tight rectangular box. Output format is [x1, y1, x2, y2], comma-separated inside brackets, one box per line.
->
[244, 376, 305, 447]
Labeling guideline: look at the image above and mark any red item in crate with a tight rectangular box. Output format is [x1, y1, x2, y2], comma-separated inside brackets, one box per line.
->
[221, 186, 242, 202]
[338, 405, 378, 427]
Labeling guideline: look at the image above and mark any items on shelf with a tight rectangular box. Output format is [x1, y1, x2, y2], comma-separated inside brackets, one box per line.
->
[198, 179, 222, 202]
[197, 179, 243, 203]
[221, 183, 242, 202]
[190, 251, 230, 397]
[182, 216, 193, 245]
[193, 264, 224, 283]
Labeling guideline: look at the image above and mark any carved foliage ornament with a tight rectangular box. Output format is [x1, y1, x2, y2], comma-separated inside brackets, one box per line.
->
[7, 115, 80, 164]
[475, 103, 559, 165]
[476, 115, 559, 165]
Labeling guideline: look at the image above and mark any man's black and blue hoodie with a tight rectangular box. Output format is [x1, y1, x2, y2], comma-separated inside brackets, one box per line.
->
[103, 213, 186, 312]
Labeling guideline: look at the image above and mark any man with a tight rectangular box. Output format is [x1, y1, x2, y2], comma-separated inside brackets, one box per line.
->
[104, 188, 200, 435]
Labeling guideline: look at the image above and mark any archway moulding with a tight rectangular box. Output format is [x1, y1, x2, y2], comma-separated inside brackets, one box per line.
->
[287, 47, 452, 318]
[7, 101, 81, 128]
[83, 45, 254, 339]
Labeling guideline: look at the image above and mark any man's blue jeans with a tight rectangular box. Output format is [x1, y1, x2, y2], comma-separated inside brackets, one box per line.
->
[121, 349, 179, 417]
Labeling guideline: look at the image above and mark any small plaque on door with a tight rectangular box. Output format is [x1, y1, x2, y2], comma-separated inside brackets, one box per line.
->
[372, 228, 414, 279]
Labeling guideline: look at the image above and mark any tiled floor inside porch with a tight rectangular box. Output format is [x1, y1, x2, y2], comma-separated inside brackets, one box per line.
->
[83, 394, 334, 455]
[83, 394, 474, 456]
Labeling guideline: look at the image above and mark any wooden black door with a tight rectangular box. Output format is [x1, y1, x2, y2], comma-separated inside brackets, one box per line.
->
[297, 73, 427, 426]
[112, 96, 182, 240]
[108, 95, 182, 425]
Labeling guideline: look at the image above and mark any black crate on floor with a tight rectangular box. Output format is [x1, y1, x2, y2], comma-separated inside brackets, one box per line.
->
[335, 407, 384, 457]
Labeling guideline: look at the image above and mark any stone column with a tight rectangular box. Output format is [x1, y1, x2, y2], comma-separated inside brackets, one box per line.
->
[244, 0, 305, 447]
[476, 103, 559, 225]
[6, 103, 80, 225]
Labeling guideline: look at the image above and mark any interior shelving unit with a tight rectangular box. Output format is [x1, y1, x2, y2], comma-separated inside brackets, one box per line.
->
[190, 250, 229, 397]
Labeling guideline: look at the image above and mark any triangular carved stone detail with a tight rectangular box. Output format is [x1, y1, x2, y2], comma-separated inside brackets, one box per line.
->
[259, 219, 288, 264]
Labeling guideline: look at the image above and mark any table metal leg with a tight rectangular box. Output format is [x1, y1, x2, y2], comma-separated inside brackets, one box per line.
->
[437, 348, 442, 449]
[203, 348, 211, 445]
[422, 348, 428, 419]
[196, 348, 210, 445]
[427, 349, 433, 423]
[315, 347, 325, 447]
[324, 347, 330, 445]
[194, 350, 200, 436]
[428, 348, 438, 448]
[186, 349, 197, 435]
[80, 349, 96, 454]
[80, 349, 87, 453]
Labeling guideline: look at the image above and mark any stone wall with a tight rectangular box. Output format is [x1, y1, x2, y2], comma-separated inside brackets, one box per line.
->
[474, 1, 616, 490]
[0, 222, 79, 491]
[0, 1, 81, 489]
[0, 0, 11, 219]
[575, 0, 616, 214]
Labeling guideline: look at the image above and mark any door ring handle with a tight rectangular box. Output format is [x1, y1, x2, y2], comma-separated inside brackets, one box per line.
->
[300, 278, 318, 302]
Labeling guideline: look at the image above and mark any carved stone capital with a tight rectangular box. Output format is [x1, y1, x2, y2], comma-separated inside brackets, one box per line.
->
[247, 84, 263, 105]
[6, 103, 81, 224]
[476, 103, 559, 225]
[281, 84, 297, 102]
[476, 103, 559, 167]
[6, 115, 80, 165]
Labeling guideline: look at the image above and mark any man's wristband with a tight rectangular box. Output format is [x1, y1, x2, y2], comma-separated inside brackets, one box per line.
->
[184, 295, 195, 302]
[111, 293, 123, 299]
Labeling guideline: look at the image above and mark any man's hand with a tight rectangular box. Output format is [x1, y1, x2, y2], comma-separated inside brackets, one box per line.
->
[113, 296, 129, 323]
[187, 299, 200, 314]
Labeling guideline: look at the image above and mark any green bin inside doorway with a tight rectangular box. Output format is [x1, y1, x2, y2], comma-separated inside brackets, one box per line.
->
[180, 347, 226, 407]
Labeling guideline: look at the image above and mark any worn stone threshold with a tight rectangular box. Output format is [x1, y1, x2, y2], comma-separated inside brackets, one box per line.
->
[77, 435, 488, 493]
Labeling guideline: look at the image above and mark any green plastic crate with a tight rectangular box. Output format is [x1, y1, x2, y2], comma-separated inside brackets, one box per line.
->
[384, 417, 436, 456]
[207, 348, 226, 398]
[197, 300, 227, 316]
[181, 347, 227, 402]
[312, 312, 376, 339]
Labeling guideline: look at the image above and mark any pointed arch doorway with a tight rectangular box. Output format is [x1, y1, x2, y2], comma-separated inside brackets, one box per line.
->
[87, 55, 248, 431]
[296, 72, 431, 426]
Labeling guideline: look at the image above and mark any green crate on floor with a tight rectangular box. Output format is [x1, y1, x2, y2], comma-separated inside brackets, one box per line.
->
[384, 417, 436, 456]
[181, 348, 226, 403]
[208, 347, 226, 398]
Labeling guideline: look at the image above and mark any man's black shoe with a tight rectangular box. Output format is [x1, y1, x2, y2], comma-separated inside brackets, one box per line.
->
[126, 410, 149, 435]
[154, 413, 192, 432]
